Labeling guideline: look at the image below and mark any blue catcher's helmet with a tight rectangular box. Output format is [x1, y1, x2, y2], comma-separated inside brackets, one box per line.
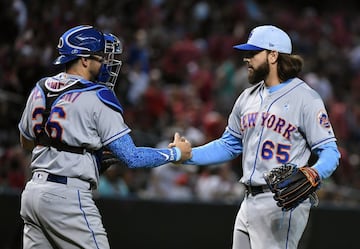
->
[54, 25, 122, 89]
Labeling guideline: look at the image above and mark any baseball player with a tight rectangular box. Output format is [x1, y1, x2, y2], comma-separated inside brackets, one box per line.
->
[18, 25, 191, 249]
[171, 25, 340, 249]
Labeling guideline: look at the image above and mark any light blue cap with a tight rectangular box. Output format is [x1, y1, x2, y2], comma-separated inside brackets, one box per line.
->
[233, 25, 292, 54]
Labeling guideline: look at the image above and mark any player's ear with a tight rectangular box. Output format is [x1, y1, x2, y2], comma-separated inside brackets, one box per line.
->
[79, 57, 89, 65]
[267, 50, 279, 64]
[80, 57, 90, 67]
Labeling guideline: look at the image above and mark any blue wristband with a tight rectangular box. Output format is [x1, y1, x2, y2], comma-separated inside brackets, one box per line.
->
[172, 147, 181, 162]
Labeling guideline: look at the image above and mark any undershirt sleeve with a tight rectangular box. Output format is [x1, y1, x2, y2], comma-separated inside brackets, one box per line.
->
[107, 134, 181, 168]
[312, 141, 340, 179]
[183, 130, 243, 166]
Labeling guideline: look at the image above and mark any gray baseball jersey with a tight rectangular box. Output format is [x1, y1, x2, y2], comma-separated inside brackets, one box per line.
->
[226, 77, 336, 186]
[18, 72, 130, 187]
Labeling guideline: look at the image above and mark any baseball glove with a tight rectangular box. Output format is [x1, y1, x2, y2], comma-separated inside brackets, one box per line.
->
[100, 149, 121, 174]
[263, 163, 321, 211]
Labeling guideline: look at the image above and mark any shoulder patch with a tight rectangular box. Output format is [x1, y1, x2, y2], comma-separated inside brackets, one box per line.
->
[318, 110, 331, 129]
[96, 88, 124, 113]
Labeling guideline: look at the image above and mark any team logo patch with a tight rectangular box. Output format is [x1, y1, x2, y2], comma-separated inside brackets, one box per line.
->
[318, 111, 331, 128]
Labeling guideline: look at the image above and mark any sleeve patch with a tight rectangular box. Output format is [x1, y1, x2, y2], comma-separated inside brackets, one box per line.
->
[318, 111, 331, 129]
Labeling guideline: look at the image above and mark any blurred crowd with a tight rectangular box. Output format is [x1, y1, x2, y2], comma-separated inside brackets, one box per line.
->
[1, 0, 360, 206]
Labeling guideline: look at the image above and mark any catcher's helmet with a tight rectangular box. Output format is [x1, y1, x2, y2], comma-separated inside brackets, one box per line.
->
[54, 25, 122, 89]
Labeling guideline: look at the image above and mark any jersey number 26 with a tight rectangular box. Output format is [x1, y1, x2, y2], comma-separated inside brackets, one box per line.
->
[32, 106, 65, 140]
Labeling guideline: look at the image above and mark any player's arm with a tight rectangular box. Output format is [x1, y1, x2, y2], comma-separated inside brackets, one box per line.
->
[19, 134, 35, 151]
[312, 141, 340, 179]
[18, 87, 37, 152]
[182, 130, 243, 165]
[107, 133, 191, 168]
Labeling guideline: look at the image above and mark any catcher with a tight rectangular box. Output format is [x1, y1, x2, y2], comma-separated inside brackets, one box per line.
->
[173, 25, 340, 249]
[18, 25, 191, 249]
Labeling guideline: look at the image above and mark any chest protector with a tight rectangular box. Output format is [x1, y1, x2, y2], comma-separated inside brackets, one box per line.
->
[35, 77, 123, 154]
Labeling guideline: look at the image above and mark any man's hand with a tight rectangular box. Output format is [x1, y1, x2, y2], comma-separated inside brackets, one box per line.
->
[169, 132, 192, 162]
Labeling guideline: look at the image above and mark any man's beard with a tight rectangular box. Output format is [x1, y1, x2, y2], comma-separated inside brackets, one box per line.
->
[248, 60, 270, 85]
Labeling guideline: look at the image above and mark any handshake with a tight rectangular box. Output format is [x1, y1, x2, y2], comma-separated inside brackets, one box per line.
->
[168, 132, 193, 162]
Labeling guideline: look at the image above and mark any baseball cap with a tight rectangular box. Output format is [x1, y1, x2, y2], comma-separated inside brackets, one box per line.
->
[233, 25, 292, 54]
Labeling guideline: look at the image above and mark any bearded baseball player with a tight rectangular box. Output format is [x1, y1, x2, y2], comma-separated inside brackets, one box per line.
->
[172, 25, 340, 249]
[18, 25, 191, 249]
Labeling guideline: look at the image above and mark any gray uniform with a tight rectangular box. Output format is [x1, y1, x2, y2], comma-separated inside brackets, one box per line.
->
[19, 72, 130, 249]
[226, 78, 336, 249]
[227, 78, 336, 185]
